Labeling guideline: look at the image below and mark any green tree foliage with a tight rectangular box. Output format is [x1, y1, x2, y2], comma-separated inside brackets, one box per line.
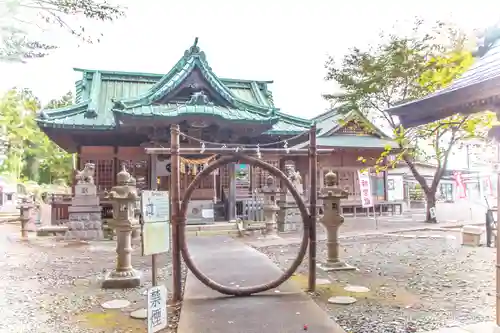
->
[0, 89, 74, 184]
[324, 19, 494, 222]
[0, 0, 126, 62]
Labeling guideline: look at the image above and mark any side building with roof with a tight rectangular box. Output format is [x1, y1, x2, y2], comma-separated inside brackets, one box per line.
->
[37, 38, 403, 222]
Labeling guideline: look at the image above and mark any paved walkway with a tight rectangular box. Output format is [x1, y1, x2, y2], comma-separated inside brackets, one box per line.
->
[177, 236, 345, 333]
[246, 220, 484, 248]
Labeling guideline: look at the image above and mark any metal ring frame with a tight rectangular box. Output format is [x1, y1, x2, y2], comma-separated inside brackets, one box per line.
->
[178, 153, 310, 296]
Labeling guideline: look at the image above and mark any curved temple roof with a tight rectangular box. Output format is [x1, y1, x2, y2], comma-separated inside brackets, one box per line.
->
[36, 38, 395, 151]
[38, 38, 312, 135]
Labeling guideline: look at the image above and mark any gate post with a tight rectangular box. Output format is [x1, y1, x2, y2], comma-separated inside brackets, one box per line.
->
[277, 158, 286, 232]
[170, 124, 183, 304]
[308, 124, 318, 292]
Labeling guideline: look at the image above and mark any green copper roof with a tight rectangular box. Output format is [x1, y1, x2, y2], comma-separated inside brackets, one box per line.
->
[114, 102, 278, 124]
[113, 38, 275, 116]
[37, 101, 115, 129]
[289, 108, 395, 149]
[313, 109, 391, 138]
[36, 38, 393, 145]
[38, 38, 307, 133]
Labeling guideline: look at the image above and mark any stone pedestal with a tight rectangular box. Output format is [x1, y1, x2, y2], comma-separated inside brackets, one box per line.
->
[260, 176, 281, 237]
[65, 183, 103, 241]
[102, 226, 142, 289]
[102, 166, 142, 289]
[462, 225, 483, 247]
[318, 171, 356, 271]
[18, 198, 34, 239]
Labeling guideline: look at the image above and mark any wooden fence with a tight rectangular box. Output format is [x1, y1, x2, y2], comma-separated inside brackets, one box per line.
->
[236, 195, 264, 222]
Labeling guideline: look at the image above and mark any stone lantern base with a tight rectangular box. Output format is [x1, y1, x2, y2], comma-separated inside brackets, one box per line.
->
[318, 260, 357, 272]
[102, 269, 142, 289]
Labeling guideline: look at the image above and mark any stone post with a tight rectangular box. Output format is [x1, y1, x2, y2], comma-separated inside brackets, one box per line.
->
[102, 166, 142, 289]
[260, 175, 280, 237]
[66, 163, 103, 242]
[318, 171, 355, 271]
[18, 198, 33, 239]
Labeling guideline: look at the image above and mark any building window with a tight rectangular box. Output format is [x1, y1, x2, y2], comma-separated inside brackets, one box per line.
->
[370, 171, 384, 201]
[120, 160, 149, 191]
[438, 183, 453, 202]
[82, 159, 114, 192]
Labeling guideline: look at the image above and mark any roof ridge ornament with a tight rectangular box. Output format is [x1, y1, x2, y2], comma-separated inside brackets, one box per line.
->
[186, 91, 213, 106]
[474, 22, 500, 57]
[183, 37, 207, 61]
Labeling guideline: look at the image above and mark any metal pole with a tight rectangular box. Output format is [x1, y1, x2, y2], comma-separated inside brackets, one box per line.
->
[150, 154, 158, 287]
[308, 124, 318, 292]
[170, 124, 182, 304]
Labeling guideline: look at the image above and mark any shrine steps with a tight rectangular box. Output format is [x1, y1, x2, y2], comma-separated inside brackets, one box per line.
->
[185, 222, 239, 237]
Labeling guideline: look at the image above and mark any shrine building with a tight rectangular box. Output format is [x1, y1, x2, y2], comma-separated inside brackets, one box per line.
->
[36, 38, 401, 221]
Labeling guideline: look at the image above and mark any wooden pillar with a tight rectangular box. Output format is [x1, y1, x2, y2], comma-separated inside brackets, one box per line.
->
[72, 146, 82, 194]
[113, 146, 118, 187]
[170, 124, 182, 304]
[308, 124, 318, 292]
[249, 165, 254, 193]
[215, 169, 221, 201]
[277, 158, 286, 232]
[228, 162, 236, 221]
[150, 154, 158, 190]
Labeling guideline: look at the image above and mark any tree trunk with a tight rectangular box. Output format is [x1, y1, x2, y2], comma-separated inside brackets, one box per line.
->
[425, 192, 437, 223]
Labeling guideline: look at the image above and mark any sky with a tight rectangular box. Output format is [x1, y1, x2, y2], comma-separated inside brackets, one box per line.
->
[0, 0, 499, 168]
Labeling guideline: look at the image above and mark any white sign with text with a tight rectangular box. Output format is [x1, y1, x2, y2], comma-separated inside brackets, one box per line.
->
[147, 285, 168, 333]
[141, 191, 170, 256]
[357, 170, 374, 208]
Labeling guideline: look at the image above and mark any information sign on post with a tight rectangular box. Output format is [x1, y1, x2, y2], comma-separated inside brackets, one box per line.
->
[141, 190, 171, 256]
[147, 285, 168, 333]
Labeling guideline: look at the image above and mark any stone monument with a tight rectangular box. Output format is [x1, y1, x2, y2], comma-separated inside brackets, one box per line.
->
[260, 175, 281, 237]
[318, 171, 356, 271]
[102, 166, 142, 289]
[65, 163, 103, 241]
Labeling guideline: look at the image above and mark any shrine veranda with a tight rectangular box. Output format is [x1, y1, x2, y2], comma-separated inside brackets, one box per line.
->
[37, 38, 403, 220]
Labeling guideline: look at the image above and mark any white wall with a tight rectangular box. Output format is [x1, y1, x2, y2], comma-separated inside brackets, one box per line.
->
[387, 175, 404, 201]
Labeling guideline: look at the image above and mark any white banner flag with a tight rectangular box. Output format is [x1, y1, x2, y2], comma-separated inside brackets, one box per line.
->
[357, 170, 374, 208]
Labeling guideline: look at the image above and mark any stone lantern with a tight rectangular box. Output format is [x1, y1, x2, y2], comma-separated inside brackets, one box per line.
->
[102, 166, 142, 289]
[260, 175, 280, 237]
[318, 171, 355, 271]
[18, 197, 34, 239]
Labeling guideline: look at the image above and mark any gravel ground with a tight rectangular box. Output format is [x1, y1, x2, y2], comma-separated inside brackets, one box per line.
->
[257, 229, 495, 333]
[0, 224, 185, 333]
